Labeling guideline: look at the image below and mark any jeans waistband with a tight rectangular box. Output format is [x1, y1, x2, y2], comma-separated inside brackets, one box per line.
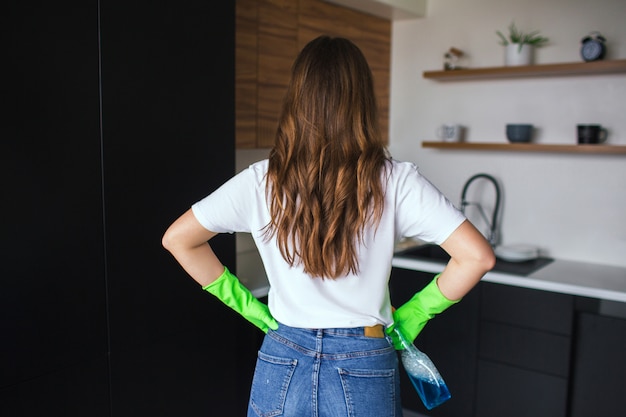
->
[308, 324, 385, 338]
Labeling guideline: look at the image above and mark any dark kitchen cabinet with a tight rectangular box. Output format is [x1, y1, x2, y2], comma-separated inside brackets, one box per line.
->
[475, 283, 574, 417]
[569, 312, 626, 417]
[391, 266, 626, 417]
[389, 267, 480, 417]
[2, 1, 242, 416]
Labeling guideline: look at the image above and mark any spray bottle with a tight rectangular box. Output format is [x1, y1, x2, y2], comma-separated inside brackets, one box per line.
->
[394, 328, 451, 410]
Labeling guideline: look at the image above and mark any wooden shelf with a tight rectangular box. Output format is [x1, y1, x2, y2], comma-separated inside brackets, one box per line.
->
[422, 142, 626, 154]
[423, 59, 626, 81]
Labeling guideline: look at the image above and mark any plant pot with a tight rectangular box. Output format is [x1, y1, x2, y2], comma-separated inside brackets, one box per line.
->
[505, 43, 533, 66]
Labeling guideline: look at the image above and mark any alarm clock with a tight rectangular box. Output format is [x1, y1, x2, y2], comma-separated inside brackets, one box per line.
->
[581, 32, 606, 62]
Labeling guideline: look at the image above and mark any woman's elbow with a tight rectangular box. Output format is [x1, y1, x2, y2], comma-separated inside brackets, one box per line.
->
[447, 220, 496, 273]
[162, 209, 217, 254]
[459, 240, 496, 275]
[161, 227, 177, 253]
[478, 245, 497, 273]
[161, 222, 188, 254]
[455, 244, 495, 279]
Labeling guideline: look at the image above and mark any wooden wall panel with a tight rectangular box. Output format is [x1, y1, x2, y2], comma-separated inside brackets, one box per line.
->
[236, 0, 258, 148]
[257, 0, 298, 147]
[236, 0, 390, 148]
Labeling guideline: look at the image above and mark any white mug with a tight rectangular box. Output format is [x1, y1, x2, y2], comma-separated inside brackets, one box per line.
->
[436, 124, 463, 142]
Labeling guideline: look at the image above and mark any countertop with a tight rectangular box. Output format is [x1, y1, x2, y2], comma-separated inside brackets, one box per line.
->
[392, 245, 626, 303]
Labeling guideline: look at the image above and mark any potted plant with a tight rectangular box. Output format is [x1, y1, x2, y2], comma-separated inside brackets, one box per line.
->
[496, 22, 549, 66]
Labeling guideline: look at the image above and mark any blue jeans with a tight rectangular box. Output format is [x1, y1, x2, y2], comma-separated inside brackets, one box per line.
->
[247, 323, 403, 417]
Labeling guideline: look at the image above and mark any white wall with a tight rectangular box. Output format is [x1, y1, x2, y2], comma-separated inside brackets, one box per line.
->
[389, 0, 626, 267]
[235, 149, 271, 281]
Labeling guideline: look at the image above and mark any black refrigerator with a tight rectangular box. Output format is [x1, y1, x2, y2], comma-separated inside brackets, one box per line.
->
[1, 1, 244, 415]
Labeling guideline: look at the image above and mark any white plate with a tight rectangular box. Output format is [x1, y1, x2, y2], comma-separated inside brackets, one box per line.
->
[495, 244, 539, 262]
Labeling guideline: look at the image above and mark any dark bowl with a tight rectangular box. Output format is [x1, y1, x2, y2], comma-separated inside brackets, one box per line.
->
[506, 124, 534, 143]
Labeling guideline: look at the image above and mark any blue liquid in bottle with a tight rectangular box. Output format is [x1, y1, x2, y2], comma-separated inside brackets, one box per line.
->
[395, 329, 452, 410]
[402, 349, 451, 410]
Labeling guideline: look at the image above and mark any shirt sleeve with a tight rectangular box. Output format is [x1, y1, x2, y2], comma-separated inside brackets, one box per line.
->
[394, 163, 466, 244]
[191, 166, 259, 234]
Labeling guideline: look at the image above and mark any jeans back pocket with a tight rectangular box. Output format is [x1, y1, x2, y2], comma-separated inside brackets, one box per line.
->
[249, 351, 297, 417]
[338, 367, 397, 417]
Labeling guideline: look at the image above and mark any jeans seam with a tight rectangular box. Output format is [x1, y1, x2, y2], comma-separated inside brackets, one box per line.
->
[312, 329, 323, 417]
[267, 330, 318, 357]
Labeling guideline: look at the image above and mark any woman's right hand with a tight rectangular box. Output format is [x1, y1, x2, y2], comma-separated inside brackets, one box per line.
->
[386, 274, 459, 350]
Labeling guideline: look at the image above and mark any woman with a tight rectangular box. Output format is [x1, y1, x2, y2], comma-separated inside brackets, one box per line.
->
[163, 36, 494, 417]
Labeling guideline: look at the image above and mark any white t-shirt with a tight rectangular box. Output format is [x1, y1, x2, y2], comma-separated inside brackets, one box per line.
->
[192, 159, 465, 329]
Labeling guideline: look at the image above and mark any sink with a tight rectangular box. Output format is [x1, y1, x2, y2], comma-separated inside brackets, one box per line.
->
[395, 244, 553, 276]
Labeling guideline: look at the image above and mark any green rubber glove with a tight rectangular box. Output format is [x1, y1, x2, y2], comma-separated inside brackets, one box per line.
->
[386, 274, 459, 350]
[203, 267, 278, 333]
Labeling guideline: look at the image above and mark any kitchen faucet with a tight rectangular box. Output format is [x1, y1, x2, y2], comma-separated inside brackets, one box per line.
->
[460, 173, 501, 247]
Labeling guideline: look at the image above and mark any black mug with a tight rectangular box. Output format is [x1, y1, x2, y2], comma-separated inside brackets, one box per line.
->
[577, 125, 608, 144]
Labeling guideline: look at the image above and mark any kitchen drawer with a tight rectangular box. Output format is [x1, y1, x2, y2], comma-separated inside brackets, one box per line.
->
[479, 321, 571, 377]
[481, 282, 574, 335]
[475, 360, 568, 417]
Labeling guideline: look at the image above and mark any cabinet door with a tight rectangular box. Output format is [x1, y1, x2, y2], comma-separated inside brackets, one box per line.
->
[389, 268, 479, 417]
[477, 283, 573, 417]
[481, 282, 574, 335]
[570, 313, 626, 417]
[475, 360, 568, 417]
[479, 321, 571, 377]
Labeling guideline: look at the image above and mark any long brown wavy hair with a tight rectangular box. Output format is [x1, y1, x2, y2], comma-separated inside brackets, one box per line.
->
[264, 36, 389, 279]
